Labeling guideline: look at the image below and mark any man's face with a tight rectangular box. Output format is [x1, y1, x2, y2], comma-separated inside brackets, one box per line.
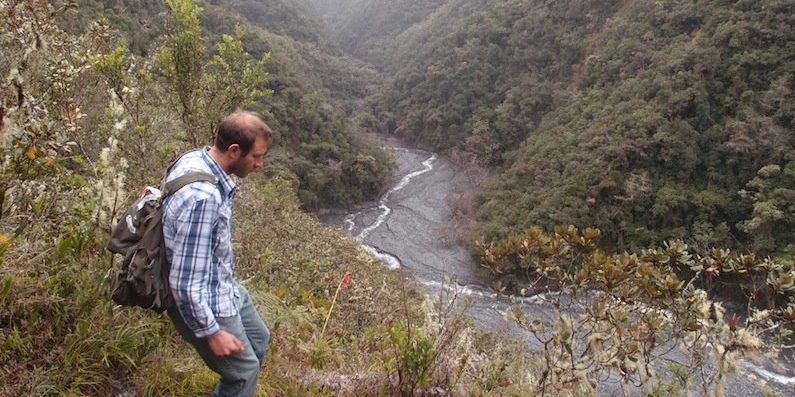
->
[229, 136, 268, 178]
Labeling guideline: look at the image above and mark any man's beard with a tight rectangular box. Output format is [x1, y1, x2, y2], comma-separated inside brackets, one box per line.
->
[228, 157, 249, 177]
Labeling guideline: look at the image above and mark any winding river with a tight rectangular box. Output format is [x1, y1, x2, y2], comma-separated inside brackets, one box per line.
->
[321, 135, 795, 396]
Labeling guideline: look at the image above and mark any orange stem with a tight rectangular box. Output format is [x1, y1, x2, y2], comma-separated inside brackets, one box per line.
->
[321, 274, 346, 338]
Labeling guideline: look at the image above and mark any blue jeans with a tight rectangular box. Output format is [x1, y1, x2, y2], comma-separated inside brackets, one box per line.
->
[168, 284, 270, 397]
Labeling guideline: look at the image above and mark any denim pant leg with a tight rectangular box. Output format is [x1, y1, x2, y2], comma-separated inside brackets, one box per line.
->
[168, 286, 269, 397]
[236, 284, 270, 366]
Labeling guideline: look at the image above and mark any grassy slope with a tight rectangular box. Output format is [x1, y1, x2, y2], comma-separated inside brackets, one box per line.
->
[133, 177, 426, 396]
[0, 0, 397, 395]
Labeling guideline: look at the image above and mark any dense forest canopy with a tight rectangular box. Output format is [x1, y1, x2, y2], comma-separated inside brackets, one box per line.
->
[314, 0, 794, 258]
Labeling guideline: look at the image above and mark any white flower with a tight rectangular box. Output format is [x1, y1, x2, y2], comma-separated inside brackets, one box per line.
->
[99, 147, 110, 165]
[113, 119, 127, 132]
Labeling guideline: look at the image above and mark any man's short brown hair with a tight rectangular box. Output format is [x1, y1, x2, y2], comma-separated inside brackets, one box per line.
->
[214, 111, 273, 154]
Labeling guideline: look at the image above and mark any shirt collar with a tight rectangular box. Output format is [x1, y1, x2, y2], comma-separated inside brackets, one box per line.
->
[201, 147, 237, 200]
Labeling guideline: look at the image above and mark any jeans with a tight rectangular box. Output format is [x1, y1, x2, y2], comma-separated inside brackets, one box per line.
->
[168, 284, 270, 397]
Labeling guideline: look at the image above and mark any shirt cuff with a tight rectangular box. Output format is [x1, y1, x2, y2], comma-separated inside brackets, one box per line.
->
[192, 320, 220, 339]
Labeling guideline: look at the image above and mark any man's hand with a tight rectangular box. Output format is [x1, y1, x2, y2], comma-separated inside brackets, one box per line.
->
[207, 330, 244, 356]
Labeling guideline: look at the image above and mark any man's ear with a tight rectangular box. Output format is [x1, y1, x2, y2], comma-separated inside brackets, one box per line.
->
[227, 143, 242, 158]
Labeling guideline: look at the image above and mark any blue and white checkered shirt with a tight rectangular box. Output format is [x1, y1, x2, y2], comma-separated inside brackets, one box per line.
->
[162, 148, 238, 338]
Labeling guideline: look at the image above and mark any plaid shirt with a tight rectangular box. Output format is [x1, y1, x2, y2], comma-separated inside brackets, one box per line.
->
[162, 148, 238, 338]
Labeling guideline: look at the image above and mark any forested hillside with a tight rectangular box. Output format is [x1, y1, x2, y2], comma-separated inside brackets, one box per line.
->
[306, 0, 497, 72]
[69, 0, 391, 210]
[306, 0, 448, 67]
[198, 2, 392, 208]
[357, 0, 794, 258]
[222, 0, 333, 49]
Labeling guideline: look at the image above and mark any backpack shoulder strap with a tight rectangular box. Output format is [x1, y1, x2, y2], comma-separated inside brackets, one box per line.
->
[161, 150, 217, 198]
[162, 172, 216, 198]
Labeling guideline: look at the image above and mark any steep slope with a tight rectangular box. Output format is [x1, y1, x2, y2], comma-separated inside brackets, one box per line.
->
[5, 2, 793, 396]
[0, 1, 403, 394]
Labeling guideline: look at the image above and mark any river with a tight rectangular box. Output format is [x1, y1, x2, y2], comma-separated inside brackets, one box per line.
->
[320, 134, 795, 396]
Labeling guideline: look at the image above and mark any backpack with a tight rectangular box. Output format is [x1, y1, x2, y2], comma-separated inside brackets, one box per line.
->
[107, 169, 215, 312]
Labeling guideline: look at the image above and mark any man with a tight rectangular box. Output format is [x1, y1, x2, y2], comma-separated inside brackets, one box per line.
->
[162, 111, 272, 397]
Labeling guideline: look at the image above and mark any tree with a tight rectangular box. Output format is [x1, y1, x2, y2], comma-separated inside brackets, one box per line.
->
[155, 0, 204, 144]
[739, 162, 795, 257]
[155, 0, 270, 146]
[201, 25, 271, 142]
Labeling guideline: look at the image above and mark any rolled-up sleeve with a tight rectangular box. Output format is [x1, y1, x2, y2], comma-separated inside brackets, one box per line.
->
[168, 197, 220, 338]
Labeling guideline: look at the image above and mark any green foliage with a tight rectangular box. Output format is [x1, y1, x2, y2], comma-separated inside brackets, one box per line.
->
[0, 1, 394, 395]
[91, 45, 128, 96]
[11, 0, 795, 395]
[101, 0, 391, 212]
[479, 226, 795, 311]
[372, 0, 619, 153]
[59, 0, 167, 55]
[195, 1, 392, 209]
[0, 4, 171, 395]
[202, 25, 272, 136]
[156, 0, 204, 141]
[388, 323, 435, 393]
[738, 162, 795, 257]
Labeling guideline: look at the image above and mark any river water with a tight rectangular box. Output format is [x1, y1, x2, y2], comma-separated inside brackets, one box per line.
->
[320, 135, 795, 396]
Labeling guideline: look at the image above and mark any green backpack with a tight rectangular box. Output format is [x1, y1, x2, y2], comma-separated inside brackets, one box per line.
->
[107, 170, 215, 312]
